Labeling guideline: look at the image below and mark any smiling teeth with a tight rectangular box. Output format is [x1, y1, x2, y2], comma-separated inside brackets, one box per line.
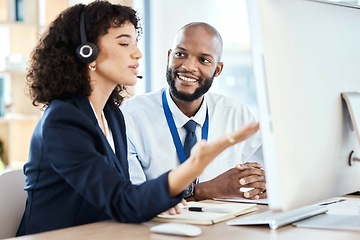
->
[179, 75, 197, 82]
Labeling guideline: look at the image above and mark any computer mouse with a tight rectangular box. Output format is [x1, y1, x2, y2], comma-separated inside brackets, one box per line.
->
[150, 223, 202, 237]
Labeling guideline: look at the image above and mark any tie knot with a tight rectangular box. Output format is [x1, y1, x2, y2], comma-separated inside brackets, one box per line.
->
[183, 120, 197, 133]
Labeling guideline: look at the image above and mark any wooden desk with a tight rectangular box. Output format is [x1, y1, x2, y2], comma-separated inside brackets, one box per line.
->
[8, 204, 360, 240]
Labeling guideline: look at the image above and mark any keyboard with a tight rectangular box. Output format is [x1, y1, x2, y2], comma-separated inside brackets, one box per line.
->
[227, 204, 328, 230]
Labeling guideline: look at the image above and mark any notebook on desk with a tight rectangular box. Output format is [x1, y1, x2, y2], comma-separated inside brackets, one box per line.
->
[153, 202, 257, 225]
[293, 197, 360, 231]
[293, 214, 360, 231]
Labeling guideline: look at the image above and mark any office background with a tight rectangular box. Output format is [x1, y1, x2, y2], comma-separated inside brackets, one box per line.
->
[0, 0, 258, 170]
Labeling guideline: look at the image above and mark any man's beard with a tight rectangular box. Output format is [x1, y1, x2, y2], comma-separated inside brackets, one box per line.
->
[166, 68, 215, 102]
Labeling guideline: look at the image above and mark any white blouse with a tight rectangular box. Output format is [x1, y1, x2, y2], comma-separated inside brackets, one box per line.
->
[90, 102, 115, 153]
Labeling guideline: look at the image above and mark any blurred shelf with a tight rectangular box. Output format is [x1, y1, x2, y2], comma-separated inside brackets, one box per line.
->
[0, 113, 40, 122]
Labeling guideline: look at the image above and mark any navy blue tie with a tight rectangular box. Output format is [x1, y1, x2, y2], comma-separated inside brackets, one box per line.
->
[183, 120, 197, 159]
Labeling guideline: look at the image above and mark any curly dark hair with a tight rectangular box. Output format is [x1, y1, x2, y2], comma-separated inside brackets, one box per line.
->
[27, 0, 142, 108]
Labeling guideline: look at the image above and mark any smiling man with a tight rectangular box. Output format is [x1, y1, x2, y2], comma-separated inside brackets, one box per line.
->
[121, 22, 266, 201]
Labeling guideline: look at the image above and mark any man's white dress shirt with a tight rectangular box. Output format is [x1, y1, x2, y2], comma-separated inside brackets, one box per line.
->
[121, 88, 262, 184]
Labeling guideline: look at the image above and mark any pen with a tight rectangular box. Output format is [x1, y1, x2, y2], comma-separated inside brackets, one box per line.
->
[188, 207, 231, 213]
[319, 199, 346, 206]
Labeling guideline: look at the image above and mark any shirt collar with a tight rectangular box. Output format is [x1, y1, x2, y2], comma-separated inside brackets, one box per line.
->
[165, 87, 207, 129]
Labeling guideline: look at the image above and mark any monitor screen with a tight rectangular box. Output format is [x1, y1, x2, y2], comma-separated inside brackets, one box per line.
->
[248, 0, 360, 211]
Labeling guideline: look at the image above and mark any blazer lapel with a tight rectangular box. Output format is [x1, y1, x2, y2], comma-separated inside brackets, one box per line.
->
[104, 105, 129, 179]
[72, 96, 126, 177]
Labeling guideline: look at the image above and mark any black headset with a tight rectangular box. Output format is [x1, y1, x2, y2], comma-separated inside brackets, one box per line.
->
[76, 11, 98, 63]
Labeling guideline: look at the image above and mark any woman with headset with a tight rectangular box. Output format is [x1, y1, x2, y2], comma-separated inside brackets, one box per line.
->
[16, 1, 259, 236]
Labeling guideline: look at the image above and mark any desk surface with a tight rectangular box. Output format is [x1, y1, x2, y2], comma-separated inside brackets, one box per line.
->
[8, 202, 360, 240]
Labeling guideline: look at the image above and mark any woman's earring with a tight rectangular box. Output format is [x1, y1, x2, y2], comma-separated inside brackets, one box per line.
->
[89, 64, 96, 71]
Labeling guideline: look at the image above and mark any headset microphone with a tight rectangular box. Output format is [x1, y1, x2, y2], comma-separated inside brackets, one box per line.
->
[137, 76, 143, 79]
[76, 11, 98, 63]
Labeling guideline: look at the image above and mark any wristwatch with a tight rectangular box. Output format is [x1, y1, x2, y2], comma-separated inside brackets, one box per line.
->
[184, 182, 195, 199]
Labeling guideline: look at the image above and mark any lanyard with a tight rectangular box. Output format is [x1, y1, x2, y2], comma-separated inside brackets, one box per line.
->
[162, 90, 209, 164]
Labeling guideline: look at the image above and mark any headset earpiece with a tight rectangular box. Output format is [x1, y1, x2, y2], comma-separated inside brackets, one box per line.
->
[76, 42, 98, 63]
[76, 11, 98, 63]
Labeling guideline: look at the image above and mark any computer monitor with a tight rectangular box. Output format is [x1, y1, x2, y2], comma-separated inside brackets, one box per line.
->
[248, 0, 360, 211]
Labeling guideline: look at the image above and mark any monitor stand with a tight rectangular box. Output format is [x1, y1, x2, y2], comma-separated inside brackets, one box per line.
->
[341, 92, 360, 165]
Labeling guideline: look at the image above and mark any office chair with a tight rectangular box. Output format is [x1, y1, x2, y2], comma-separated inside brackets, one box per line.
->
[0, 169, 26, 239]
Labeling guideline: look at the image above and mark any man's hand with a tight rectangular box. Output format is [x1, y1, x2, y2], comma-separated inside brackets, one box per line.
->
[236, 162, 267, 199]
[192, 162, 266, 201]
